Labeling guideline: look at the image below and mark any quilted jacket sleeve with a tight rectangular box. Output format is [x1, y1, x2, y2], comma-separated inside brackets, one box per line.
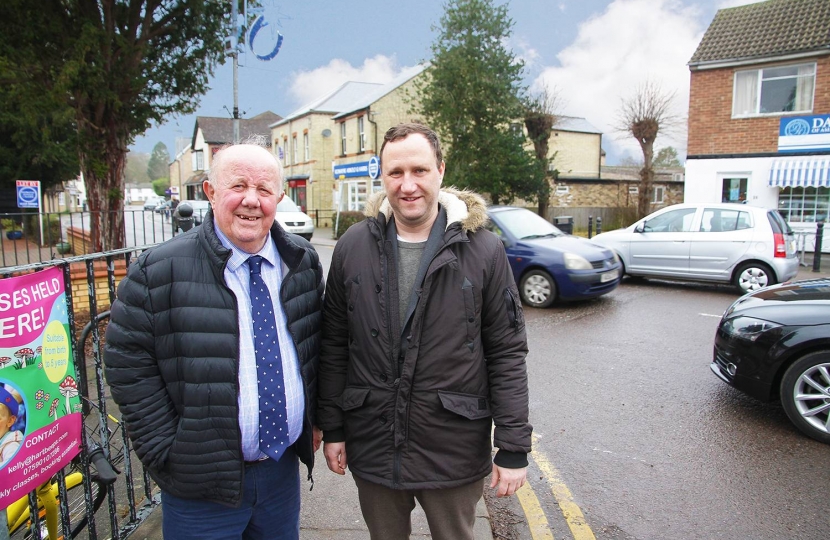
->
[104, 259, 179, 472]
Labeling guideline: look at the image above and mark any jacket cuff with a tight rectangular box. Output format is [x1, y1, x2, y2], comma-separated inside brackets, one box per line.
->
[493, 449, 528, 468]
[323, 428, 345, 443]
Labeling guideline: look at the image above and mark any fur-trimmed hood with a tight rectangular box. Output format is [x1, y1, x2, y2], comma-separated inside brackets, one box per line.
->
[364, 186, 489, 233]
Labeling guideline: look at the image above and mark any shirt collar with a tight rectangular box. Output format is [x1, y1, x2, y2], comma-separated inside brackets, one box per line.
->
[215, 226, 278, 273]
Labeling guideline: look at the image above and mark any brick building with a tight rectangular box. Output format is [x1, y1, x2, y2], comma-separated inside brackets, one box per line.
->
[685, 0, 830, 249]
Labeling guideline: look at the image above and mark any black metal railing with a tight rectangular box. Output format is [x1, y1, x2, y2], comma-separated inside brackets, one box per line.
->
[2, 249, 159, 540]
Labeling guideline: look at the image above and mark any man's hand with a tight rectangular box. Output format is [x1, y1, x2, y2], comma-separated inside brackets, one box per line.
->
[490, 464, 527, 497]
[312, 426, 323, 453]
[324, 442, 348, 475]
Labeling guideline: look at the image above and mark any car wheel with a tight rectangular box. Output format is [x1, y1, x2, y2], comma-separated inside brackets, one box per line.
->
[733, 262, 775, 294]
[780, 351, 830, 444]
[519, 269, 557, 309]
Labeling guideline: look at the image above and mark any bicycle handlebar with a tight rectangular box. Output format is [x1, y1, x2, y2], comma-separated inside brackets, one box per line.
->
[87, 445, 119, 486]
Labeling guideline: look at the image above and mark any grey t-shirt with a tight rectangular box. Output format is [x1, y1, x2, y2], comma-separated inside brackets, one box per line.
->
[397, 239, 426, 326]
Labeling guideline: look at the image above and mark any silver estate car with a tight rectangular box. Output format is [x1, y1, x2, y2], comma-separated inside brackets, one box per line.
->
[590, 203, 799, 294]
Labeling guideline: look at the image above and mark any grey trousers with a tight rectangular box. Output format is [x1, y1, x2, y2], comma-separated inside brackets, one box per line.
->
[353, 475, 485, 540]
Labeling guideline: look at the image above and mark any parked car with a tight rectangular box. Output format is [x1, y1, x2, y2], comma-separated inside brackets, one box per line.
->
[153, 200, 173, 214]
[143, 196, 166, 211]
[276, 197, 314, 240]
[711, 278, 830, 444]
[486, 206, 622, 308]
[590, 203, 799, 294]
[173, 200, 211, 230]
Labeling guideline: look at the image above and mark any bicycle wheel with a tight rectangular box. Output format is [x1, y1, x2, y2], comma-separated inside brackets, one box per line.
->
[10, 472, 105, 540]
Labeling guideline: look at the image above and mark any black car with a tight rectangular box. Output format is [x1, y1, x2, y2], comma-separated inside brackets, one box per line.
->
[711, 278, 830, 444]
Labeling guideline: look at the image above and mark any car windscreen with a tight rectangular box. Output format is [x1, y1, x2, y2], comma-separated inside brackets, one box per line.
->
[767, 210, 793, 235]
[493, 208, 564, 239]
[277, 198, 300, 212]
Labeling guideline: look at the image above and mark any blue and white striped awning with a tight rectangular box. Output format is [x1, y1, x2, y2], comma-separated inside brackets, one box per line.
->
[768, 157, 830, 187]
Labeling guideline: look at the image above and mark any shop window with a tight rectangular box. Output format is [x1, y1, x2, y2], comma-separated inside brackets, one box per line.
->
[778, 186, 830, 223]
[721, 178, 747, 203]
[732, 63, 815, 117]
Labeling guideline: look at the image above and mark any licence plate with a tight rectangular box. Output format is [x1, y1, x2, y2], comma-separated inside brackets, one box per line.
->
[601, 269, 619, 283]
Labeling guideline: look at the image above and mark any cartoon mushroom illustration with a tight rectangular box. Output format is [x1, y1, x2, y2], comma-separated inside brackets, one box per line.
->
[59, 376, 79, 415]
[0, 357, 10, 369]
[48, 398, 60, 419]
[14, 348, 34, 367]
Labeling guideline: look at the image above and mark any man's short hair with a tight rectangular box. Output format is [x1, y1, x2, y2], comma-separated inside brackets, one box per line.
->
[380, 123, 443, 168]
[207, 135, 283, 188]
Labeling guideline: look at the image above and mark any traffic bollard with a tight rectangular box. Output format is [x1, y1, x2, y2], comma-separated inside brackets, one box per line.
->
[588, 216, 593, 239]
[813, 222, 824, 273]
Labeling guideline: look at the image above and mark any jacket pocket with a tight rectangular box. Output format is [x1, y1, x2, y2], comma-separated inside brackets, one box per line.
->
[462, 277, 477, 352]
[338, 386, 370, 411]
[437, 390, 491, 420]
[503, 286, 525, 331]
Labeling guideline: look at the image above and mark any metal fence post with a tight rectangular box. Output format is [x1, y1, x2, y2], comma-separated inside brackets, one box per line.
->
[596, 216, 602, 236]
[813, 222, 824, 273]
[588, 215, 593, 239]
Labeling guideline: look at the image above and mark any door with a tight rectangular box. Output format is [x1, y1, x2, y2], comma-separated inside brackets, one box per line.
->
[628, 207, 697, 276]
[690, 208, 753, 280]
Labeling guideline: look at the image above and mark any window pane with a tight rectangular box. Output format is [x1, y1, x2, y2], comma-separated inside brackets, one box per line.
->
[760, 78, 797, 113]
[763, 66, 800, 79]
[644, 208, 696, 232]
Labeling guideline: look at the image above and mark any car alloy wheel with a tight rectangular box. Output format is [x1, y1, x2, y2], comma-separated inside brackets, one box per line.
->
[734, 262, 774, 294]
[780, 351, 830, 444]
[519, 269, 557, 309]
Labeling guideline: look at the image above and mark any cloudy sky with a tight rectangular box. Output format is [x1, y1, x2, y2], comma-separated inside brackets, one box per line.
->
[130, 0, 760, 164]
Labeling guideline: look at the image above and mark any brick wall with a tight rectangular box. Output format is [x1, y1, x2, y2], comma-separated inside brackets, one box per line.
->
[552, 181, 684, 209]
[688, 55, 830, 156]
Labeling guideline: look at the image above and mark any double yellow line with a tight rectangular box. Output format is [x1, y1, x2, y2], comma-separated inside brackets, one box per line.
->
[515, 436, 596, 540]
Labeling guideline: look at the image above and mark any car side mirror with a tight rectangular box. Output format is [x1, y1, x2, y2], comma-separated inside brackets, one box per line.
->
[634, 222, 645, 233]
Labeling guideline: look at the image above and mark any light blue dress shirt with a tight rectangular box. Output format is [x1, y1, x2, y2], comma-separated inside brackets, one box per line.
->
[214, 227, 305, 461]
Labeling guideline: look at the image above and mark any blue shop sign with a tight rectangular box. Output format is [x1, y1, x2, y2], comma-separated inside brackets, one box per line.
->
[779, 114, 830, 153]
[333, 160, 370, 179]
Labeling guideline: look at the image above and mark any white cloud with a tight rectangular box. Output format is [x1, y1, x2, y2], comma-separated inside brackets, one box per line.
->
[288, 55, 401, 107]
[717, 0, 763, 8]
[533, 0, 709, 163]
[511, 37, 541, 68]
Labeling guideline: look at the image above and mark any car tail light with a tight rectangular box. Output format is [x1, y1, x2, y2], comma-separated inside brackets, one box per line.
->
[774, 233, 787, 258]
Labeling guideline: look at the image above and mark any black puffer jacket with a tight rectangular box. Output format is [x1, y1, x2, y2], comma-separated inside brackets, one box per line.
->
[104, 211, 323, 506]
[318, 188, 531, 489]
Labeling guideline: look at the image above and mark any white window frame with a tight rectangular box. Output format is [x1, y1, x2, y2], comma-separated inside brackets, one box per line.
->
[732, 62, 815, 118]
[303, 133, 309, 161]
[651, 185, 665, 204]
[340, 122, 347, 155]
[358, 116, 366, 152]
[554, 184, 569, 195]
[192, 150, 204, 171]
[628, 186, 639, 195]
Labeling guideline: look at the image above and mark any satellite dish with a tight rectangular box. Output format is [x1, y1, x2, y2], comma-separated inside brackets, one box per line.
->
[322, 129, 332, 138]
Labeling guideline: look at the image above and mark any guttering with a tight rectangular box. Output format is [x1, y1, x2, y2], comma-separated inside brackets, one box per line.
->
[689, 49, 830, 71]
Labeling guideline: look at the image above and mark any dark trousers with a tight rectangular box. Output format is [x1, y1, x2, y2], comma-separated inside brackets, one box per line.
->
[161, 449, 300, 540]
[353, 475, 485, 540]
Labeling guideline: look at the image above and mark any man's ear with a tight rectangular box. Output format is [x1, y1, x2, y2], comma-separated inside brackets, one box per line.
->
[438, 161, 445, 186]
[203, 180, 214, 203]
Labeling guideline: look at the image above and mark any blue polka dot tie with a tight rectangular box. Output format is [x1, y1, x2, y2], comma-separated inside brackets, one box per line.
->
[248, 255, 290, 461]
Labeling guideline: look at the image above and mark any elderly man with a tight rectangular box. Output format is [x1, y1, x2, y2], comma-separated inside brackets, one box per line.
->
[318, 123, 531, 540]
[105, 141, 324, 540]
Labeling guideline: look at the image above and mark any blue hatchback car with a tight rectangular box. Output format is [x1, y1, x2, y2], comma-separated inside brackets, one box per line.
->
[486, 206, 622, 308]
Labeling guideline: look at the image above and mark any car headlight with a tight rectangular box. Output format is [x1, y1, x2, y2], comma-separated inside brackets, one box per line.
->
[721, 316, 782, 341]
[563, 252, 592, 270]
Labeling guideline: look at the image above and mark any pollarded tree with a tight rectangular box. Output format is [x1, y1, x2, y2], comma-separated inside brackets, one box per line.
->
[616, 80, 682, 219]
[148, 142, 171, 182]
[416, 0, 542, 205]
[524, 86, 562, 218]
[0, 1, 230, 250]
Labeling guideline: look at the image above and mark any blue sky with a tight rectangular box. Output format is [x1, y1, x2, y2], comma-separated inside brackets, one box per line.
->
[130, 0, 759, 164]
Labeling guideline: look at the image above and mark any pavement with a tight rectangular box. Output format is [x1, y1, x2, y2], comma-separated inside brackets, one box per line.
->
[129, 227, 494, 540]
[124, 227, 830, 540]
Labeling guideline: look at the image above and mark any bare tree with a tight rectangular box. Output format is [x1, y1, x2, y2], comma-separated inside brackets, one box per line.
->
[524, 86, 563, 218]
[616, 80, 681, 219]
